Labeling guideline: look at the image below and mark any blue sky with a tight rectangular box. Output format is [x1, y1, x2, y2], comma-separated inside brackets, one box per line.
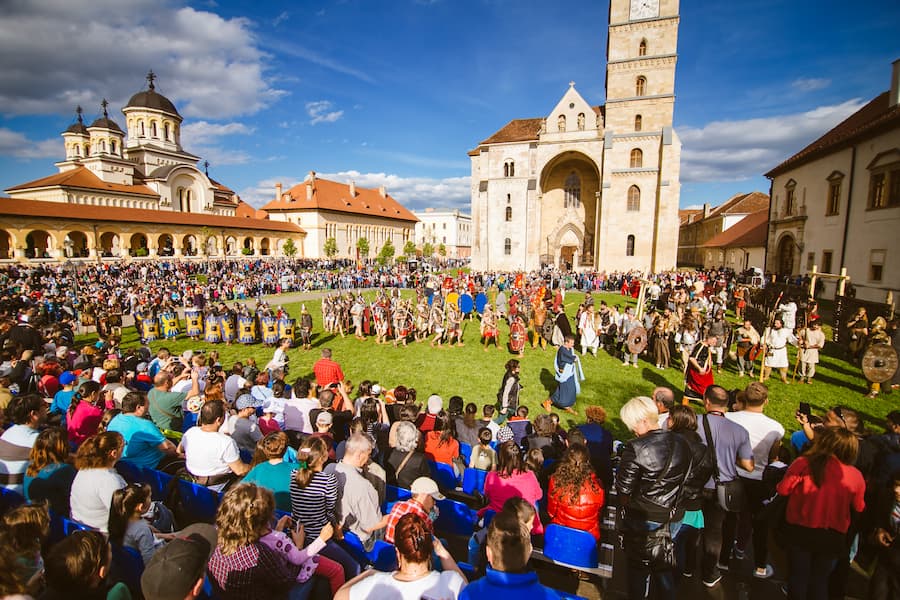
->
[0, 0, 898, 212]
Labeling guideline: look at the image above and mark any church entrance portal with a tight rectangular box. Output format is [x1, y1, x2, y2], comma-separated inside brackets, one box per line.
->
[560, 246, 576, 269]
[539, 151, 600, 270]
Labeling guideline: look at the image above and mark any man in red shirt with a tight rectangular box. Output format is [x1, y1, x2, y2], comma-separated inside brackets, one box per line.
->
[312, 348, 344, 388]
[383, 477, 443, 543]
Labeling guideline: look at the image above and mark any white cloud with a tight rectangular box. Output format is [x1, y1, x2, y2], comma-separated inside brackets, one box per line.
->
[238, 170, 472, 212]
[791, 77, 831, 93]
[267, 41, 376, 84]
[682, 204, 703, 210]
[272, 11, 289, 26]
[679, 99, 865, 183]
[306, 101, 344, 125]
[0, 128, 62, 159]
[0, 0, 284, 119]
[181, 121, 254, 146]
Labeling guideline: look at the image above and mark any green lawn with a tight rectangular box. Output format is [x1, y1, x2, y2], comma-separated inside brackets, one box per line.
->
[84, 290, 897, 443]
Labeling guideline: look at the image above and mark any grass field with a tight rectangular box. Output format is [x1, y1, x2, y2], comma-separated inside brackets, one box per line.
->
[83, 290, 897, 442]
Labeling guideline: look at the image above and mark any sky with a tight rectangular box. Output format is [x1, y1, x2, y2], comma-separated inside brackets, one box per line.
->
[0, 0, 898, 213]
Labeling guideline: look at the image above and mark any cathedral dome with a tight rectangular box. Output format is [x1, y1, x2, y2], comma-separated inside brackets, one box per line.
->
[125, 71, 180, 117]
[65, 122, 88, 135]
[89, 116, 123, 132]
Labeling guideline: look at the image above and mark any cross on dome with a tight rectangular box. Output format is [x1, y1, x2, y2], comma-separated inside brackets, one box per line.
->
[101, 98, 109, 118]
[147, 70, 156, 90]
[75, 105, 83, 123]
[569, 81, 576, 87]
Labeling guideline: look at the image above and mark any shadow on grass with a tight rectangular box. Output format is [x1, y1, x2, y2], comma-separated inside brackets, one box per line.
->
[539, 368, 557, 396]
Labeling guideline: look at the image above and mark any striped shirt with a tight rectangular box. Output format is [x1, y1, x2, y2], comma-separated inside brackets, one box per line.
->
[0, 425, 39, 494]
[289, 470, 337, 543]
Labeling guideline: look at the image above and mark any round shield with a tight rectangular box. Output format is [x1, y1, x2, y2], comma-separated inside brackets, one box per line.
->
[509, 319, 526, 353]
[747, 343, 763, 361]
[475, 292, 488, 314]
[862, 343, 899, 383]
[626, 325, 648, 354]
[446, 292, 459, 311]
[459, 293, 474, 314]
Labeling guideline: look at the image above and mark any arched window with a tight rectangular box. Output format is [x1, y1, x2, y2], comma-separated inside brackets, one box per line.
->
[151, 122, 157, 138]
[634, 114, 642, 131]
[504, 238, 511, 255]
[558, 114, 566, 132]
[638, 39, 647, 56]
[564, 172, 581, 208]
[110, 140, 117, 154]
[163, 123, 170, 141]
[636, 76, 646, 96]
[505, 206, 512, 222]
[630, 148, 643, 168]
[626, 235, 635, 256]
[85, 144, 90, 155]
[139, 121, 145, 136]
[504, 160, 515, 178]
[75, 145, 81, 157]
[627, 185, 640, 211]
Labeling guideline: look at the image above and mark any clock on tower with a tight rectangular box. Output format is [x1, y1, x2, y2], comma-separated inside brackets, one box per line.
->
[630, 0, 659, 20]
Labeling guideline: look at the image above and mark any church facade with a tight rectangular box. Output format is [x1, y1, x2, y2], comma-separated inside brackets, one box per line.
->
[469, 0, 681, 273]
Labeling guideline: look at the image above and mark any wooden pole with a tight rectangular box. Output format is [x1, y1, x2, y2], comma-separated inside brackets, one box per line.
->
[837, 267, 848, 296]
[808, 265, 817, 298]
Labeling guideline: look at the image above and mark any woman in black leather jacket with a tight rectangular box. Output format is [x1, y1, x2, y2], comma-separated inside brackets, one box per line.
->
[666, 405, 716, 579]
[617, 396, 693, 600]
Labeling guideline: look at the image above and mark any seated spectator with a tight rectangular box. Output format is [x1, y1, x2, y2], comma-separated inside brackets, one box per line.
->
[469, 427, 497, 471]
[388, 403, 420, 448]
[479, 404, 500, 440]
[455, 402, 481, 447]
[108, 483, 167, 565]
[524, 413, 564, 460]
[480, 441, 544, 534]
[107, 391, 179, 471]
[232, 394, 264, 455]
[42, 530, 131, 600]
[102, 369, 129, 408]
[309, 388, 353, 444]
[140, 526, 215, 600]
[259, 398, 283, 436]
[866, 473, 900, 600]
[148, 366, 198, 433]
[50, 370, 78, 427]
[577, 405, 613, 490]
[383, 477, 444, 545]
[67, 380, 109, 448]
[283, 378, 319, 440]
[178, 400, 248, 491]
[386, 421, 431, 490]
[0, 394, 46, 494]
[251, 372, 274, 404]
[424, 411, 462, 472]
[328, 433, 385, 550]
[468, 496, 536, 577]
[416, 394, 443, 433]
[547, 443, 605, 540]
[309, 411, 337, 461]
[24, 426, 76, 514]
[0, 503, 50, 597]
[335, 512, 466, 600]
[70, 431, 127, 532]
[460, 510, 559, 599]
[207, 483, 331, 600]
[506, 406, 533, 443]
[223, 362, 248, 403]
[242, 432, 296, 512]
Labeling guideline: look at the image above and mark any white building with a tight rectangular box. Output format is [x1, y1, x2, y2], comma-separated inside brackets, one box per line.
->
[469, 0, 682, 272]
[765, 60, 900, 306]
[413, 209, 472, 259]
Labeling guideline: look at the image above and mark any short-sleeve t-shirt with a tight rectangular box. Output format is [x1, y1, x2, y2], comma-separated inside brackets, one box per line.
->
[725, 410, 785, 480]
[107, 413, 166, 469]
[697, 413, 753, 485]
[347, 570, 466, 600]
[148, 388, 186, 432]
[242, 461, 297, 512]
[181, 427, 240, 478]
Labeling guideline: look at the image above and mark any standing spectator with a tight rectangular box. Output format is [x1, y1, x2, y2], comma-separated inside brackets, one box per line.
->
[312, 348, 344, 388]
[697, 385, 754, 588]
[479, 441, 544, 535]
[724, 382, 784, 578]
[24, 427, 76, 514]
[653, 387, 675, 430]
[0, 394, 46, 494]
[69, 431, 127, 532]
[617, 396, 692, 600]
[107, 391, 179, 471]
[777, 428, 865, 600]
[547, 443, 605, 539]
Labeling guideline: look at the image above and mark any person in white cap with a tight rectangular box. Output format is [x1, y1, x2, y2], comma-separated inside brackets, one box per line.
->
[382, 476, 444, 544]
[416, 394, 443, 433]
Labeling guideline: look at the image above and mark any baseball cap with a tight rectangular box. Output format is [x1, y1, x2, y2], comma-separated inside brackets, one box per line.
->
[427, 394, 443, 415]
[410, 476, 445, 500]
[316, 411, 333, 426]
[59, 371, 77, 386]
[371, 384, 383, 395]
[141, 525, 215, 600]
[235, 394, 256, 411]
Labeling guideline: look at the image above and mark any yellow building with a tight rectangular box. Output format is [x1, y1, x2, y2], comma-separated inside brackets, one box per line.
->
[1, 72, 304, 261]
[677, 192, 769, 268]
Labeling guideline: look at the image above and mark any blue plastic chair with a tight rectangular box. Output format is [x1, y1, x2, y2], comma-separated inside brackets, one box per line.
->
[542, 524, 599, 569]
[142, 468, 174, 502]
[342, 531, 398, 571]
[461, 468, 489, 495]
[0, 487, 26, 514]
[115, 460, 143, 484]
[176, 479, 221, 524]
[429, 461, 458, 490]
[385, 485, 411, 502]
[434, 497, 477, 537]
[111, 543, 145, 597]
[49, 512, 96, 544]
[182, 411, 198, 432]
[458, 443, 472, 465]
[556, 592, 588, 600]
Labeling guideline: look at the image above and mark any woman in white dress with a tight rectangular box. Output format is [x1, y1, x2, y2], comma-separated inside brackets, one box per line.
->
[579, 304, 599, 356]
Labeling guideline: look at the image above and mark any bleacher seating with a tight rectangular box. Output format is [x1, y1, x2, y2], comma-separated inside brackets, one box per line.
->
[175, 479, 221, 524]
[429, 460, 459, 490]
[48, 511, 96, 544]
[458, 442, 472, 465]
[0, 487, 26, 514]
[461, 468, 489, 495]
[433, 497, 477, 537]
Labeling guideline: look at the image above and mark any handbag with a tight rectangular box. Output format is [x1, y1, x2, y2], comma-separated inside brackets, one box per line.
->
[626, 526, 675, 572]
[702, 414, 745, 512]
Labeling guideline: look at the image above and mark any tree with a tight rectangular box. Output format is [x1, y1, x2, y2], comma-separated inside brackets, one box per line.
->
[422, 242, 434, 258]
[323, 237, 338, 258]
[377, 239, 395, 266]
[356, 237, 370, 259]
[437, 243, 447, 258]
[403, 240, 417, 257]
[282, 238, 297, 258]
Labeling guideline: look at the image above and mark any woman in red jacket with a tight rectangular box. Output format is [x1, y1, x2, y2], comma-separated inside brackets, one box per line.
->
[547, 443, 605, 540]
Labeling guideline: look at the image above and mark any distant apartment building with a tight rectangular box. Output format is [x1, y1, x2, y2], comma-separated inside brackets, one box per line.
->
[677, 191, 770, 268]
[413, 209, 472, 259]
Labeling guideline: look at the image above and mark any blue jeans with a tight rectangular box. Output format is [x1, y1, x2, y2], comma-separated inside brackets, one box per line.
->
[788, 545, 836, 600]
[623, 519, 680, 600]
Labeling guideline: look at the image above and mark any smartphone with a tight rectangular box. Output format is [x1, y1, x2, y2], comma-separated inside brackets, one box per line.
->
[799, 402, 811, 417]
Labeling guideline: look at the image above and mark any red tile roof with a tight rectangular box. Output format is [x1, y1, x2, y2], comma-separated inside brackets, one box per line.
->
[679, 209, 702, 226]
[702, 210, 769, 249]
[261, 176, 418, 223]
[708, 191, 770, 218]
[0, 197, 304, 234]
[470, 105, 605, 154]
[6, 166, 158, 197]
[766, 91, 900, 178]
[235, 200, 270, 220]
